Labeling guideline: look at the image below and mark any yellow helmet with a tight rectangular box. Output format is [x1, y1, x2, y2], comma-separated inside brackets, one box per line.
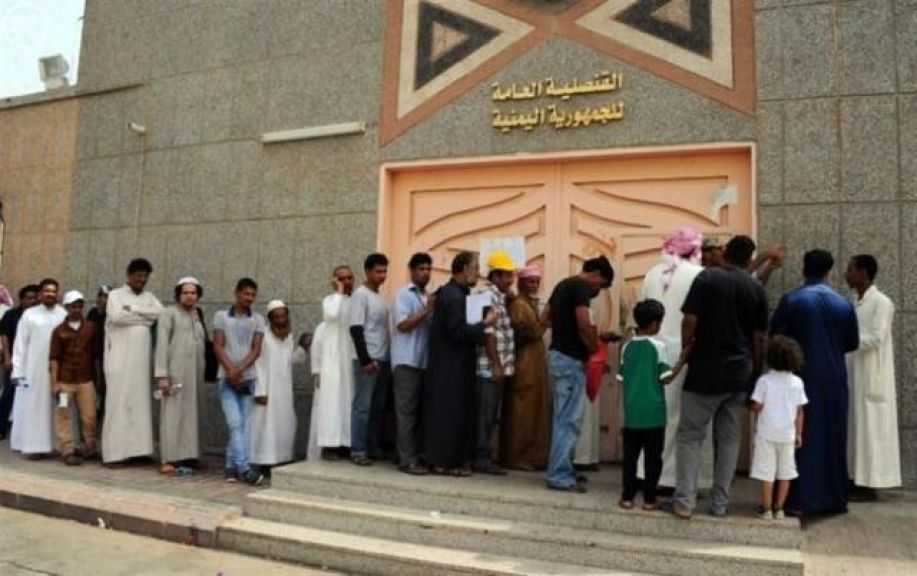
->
[486, 250, 516, 272]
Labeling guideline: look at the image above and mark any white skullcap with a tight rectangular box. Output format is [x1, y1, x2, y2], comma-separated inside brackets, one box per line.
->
[266, 299, 287, 315]
[175, 276, 201, 287]
[63, 290, 85, 306]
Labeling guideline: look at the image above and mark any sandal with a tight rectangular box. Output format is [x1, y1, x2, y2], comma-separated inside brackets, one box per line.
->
[351, 455, 373, 467]
[642, 502, 659, 511]
[619, 499, 634, 510]
[159, 464, 176, 476]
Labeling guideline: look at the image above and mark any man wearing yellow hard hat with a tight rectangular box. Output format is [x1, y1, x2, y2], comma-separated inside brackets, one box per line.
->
[472, 250, 517, 475]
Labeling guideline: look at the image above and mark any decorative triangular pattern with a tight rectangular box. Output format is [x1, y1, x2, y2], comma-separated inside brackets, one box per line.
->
[396, 0, 534, 119]
[651, 0, 693, 30]
[576, 0, 732, 87]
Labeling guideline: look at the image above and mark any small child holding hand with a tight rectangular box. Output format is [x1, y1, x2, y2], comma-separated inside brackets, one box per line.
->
[616, 299, 688, 511]
[750, 335, 808, 520]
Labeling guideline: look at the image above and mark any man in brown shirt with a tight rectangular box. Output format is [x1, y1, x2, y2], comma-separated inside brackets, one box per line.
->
[49, 291, 98, 465]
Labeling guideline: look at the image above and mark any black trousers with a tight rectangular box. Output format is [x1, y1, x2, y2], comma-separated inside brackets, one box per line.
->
[622, 426, 665, 503]
[0, 370, 14, 436]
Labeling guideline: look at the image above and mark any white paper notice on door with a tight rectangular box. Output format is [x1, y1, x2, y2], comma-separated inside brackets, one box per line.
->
[480, 237, 526, 272]
[466, 293, 492, 324]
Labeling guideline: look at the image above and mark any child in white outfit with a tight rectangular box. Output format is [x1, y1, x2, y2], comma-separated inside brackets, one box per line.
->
[750, 335, 808, 520]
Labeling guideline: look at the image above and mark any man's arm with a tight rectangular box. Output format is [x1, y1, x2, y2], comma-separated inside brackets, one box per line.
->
[48, 329, 62, 395]
[236, 332, 264, 376]
[575, 305, 597, 354]
[397, 294, 434, 333]
[212, 330, 236, 377]
[1, 335, 10, 372]
[681, 313, 698, 352]
[484, 332, 503, 381]
[752, 330, 767, 377]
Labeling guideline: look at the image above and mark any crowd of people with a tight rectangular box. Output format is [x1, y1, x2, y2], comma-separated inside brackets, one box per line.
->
[0, 226, 903, 519]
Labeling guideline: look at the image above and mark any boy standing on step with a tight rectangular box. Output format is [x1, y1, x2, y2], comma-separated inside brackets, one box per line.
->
[616, 300, 686, 510]
[749, 335, 807, 520]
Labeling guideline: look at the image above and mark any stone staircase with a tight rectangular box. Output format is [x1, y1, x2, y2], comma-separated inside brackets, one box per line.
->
[217, 461, 804, 576]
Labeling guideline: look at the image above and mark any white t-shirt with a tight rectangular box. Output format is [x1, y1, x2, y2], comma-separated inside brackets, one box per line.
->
[349, 285, 390, 361]
[751, 370, 808, 443]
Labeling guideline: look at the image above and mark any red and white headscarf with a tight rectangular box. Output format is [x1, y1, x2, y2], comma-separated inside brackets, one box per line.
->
[660, 227, 703, 291]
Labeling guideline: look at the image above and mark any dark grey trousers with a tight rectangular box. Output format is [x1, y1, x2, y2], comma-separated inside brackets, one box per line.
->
[393, 365, 424, 467]
[475, 376, 505, 466]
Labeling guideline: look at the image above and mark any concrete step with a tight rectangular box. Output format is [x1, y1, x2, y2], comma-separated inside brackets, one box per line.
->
[244, 489, 803, 576]
[217, 516, 652, 576]
[271, 461, 803, 549]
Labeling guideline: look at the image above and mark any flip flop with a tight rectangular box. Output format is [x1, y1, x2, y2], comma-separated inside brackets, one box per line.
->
[159, 464, 176, 476]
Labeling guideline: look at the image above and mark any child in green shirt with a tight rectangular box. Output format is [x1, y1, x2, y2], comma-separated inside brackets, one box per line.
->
[616, 299, 687, 510]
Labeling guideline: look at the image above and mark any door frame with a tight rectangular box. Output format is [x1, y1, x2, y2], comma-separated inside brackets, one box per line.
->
[378, 142, 758, 254]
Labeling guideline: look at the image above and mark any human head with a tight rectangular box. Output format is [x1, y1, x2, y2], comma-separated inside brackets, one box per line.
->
[724, 235, 756, 269]
[126, 258, 153, 294]
[38, 278, 59, 308]
[663, 227, 703, 260]
[333, 265, 355, 296]
[363, 253, 389, 289]
[701, 237, 725, 268]
[174, 277, 202, 308]
[62, 290, 85, 321]
[516, 264, 542, 296]
[451, 251, 480, 288]
[408, 252, 433, 289]
[96, 284, 111, 312]
[767, 335, 805, 374]
[234, 277, 258, 309]
[19, 284, 40, 309]
[581, 255, 614, 295]
[845, 254, 878, 290]
[486, 250, 516, 293]
[633, 299, 665, 335]
[803, 249, 834, 281]
[266, 300, 290, 330]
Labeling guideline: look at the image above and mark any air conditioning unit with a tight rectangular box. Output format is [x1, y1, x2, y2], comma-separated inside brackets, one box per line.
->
[38, 55, 70, 90]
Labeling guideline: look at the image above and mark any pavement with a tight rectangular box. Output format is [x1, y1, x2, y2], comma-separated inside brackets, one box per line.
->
[1, 442, 916, 575]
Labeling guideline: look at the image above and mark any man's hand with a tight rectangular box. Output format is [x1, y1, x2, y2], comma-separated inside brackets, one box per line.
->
[255, 396, 268, 406]
[361, 361, 380, 375]
[795, 434, 803, 449]
[2, 359, 11, 372]
[299, 332, 313, 350]
[157, 377, 171, 397]
[493, 363, 505, 384]
[599, 331, 622, 343]
[331, 276, 343, 293]
[483, 309, 498, 327]
[51, 381, 62, 396]
[767, 244, 787, 266]
[425, 294, 436, 316]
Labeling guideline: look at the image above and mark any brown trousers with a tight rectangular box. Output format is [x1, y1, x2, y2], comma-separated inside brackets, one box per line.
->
[55, 381, 97, 457]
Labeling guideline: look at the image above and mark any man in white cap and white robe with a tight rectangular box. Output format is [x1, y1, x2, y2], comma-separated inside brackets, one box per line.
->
[11, 278, 66, 457]
[249, 300, 305, 469]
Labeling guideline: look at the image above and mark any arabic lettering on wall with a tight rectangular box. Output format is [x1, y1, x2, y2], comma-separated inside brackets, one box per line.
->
[490, 72, 626, 134]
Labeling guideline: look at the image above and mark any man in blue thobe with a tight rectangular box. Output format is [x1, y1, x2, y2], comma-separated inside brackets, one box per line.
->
[770, 249, 859, 515]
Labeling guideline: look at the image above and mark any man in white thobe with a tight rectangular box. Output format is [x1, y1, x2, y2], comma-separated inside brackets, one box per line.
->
[103, 258, 163, 464]
[315, 265, 356, 459]
[10, 279, 66, 457]
[845, 255, 901, 499]
[638, 227, 711, 491]
[249, 300, 304, 468]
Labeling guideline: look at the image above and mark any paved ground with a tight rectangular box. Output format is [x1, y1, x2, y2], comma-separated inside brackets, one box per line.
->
[0, 507, 338, 576]
[2, 442, 916, 575]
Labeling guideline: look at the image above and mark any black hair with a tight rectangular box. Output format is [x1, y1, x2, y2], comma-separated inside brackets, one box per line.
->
[851, 254, 878, 282]
[19, 284, 40, 299]
[364, 253, 389, 271]
[174, 282, 203, 302]
[408, 252, 433, 270]
[583, 255, 614, 284]
[767, 335, 805, 373]
[235, 277, 258, 292]
[127, 258, 153, 275]
[633, 299, 665, 330]
[724, 235, 756, 268]
[38, 278, 59, 290]
[451, 251, 478, 275]
[803, 249, 834, 279]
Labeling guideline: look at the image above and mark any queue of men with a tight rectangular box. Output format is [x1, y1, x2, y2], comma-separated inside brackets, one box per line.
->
[0, 229, 904, 517]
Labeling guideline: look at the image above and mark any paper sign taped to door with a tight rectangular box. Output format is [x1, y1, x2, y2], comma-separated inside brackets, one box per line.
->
[466, 292, 492, 324]
[480, 237, 526, 272]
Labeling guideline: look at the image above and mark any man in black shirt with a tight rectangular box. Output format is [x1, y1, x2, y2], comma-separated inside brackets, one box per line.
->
[0, 284, 40, 440]
[544, 256, 615, 492]
[672, 236, 768, 519]
[86, 284, 111, 424]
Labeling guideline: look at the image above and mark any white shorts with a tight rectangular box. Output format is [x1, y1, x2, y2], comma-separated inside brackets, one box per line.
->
[750, 438, 798, 481]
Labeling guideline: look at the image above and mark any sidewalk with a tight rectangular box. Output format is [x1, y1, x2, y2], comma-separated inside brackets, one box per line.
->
[1, 441, 916, 575]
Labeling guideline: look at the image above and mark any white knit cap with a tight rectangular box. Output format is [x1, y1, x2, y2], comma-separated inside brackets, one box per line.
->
[63, 290, 85, 306]
[266, 299, 287, 315]
[175, 276, 201, 287]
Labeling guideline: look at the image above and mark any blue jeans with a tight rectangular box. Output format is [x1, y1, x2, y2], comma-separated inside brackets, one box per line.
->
[220, 379, 254, 474]
[545, 351, 586, 488]
[351, 361, 390, 458]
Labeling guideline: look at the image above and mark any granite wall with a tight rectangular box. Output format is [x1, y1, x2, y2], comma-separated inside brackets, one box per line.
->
[20, 0, 913, 481]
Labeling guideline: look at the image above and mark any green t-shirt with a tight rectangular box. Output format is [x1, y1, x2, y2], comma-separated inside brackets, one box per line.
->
[616, 336, 671, 429]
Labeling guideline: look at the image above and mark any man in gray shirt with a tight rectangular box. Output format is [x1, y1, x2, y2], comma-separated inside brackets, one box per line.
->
[213, 277, 265, 485]
[349, 253, 391, 466]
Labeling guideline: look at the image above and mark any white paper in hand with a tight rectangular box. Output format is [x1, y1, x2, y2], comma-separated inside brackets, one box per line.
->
[466, 293, 491, 324]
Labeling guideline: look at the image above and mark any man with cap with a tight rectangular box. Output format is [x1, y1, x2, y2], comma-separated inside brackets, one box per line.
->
[473, 250, 516, 475]
[49, 290, 99, 465]
[154, 277, 206, 475]
[10, 279, 66, 458]
[700, 237, 725, 268]
[249, 300, 304, 472]
[87, 284, 111, 425]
